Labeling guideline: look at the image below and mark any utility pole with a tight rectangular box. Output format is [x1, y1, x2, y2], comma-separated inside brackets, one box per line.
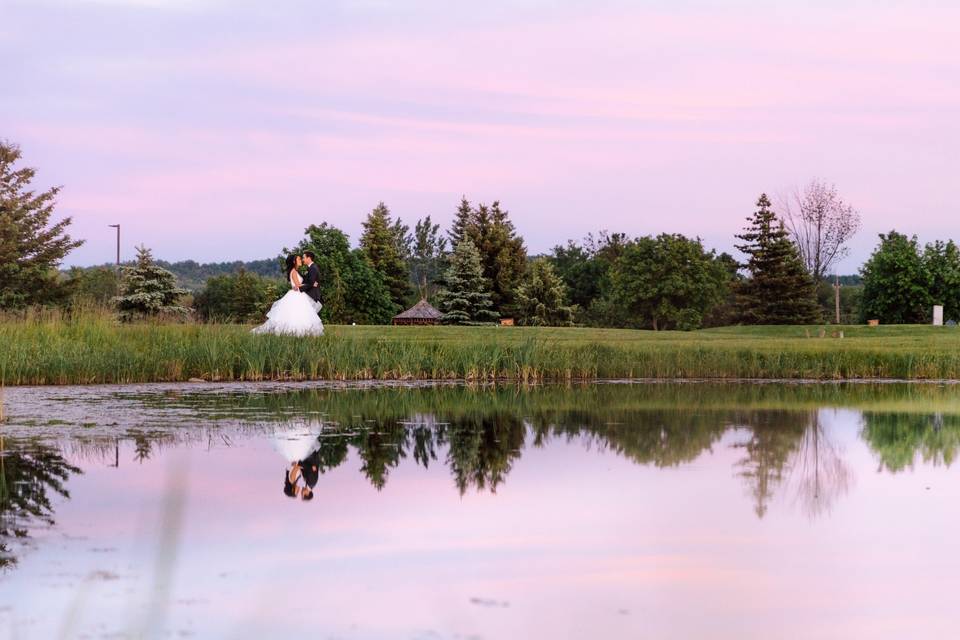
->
[834, 273, 841, 324]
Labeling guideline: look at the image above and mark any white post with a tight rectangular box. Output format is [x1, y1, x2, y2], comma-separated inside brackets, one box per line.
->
[933, 305, 944, 326]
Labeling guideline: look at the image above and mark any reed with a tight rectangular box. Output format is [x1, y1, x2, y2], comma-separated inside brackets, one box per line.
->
[3, 309, 960, 385]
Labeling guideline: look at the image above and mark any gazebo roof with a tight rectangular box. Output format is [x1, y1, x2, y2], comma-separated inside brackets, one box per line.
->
[393, 299, 443, 320]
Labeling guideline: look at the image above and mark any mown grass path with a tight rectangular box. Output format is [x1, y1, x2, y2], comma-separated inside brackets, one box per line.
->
[3, 319, 960, 385]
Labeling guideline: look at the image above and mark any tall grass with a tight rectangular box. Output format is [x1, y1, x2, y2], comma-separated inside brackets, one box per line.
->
[3, 307, 960, 385]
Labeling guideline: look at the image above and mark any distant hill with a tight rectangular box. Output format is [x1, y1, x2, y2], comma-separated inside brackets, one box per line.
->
[155, 258, 283, 291]
[70, 258, 283, 291]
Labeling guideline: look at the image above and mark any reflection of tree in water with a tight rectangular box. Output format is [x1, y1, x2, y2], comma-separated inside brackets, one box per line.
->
[530, 409, 728, 468]
[785, 412, 852, 518]
[0, 441, 82, 569]
[731, 411, 808, 519]
[445, 414, 526, 495]
[861, 412, 960, 473]
[115, 383, 955, 516]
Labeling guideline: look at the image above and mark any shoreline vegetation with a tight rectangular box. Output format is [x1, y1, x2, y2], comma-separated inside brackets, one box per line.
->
[3, 309, 960, 386]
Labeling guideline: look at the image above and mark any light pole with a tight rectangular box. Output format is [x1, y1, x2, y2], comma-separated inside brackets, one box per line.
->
[108, 224, 120, 268]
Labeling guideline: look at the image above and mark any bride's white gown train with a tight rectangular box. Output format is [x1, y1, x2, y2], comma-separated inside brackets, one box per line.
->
[252, 271, 324, 336]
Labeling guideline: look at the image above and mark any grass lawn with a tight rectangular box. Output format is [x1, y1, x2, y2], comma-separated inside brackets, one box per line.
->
[2, 315, 960, 385]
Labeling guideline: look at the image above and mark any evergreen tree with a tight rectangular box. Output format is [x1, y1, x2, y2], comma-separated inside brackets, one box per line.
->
[859, 231, 930, 324]
[115, 246, 188, 321]
[447, 198, 527, 316]
[291, 223, 395, 324]
[487, 201, 528, 316]
[0, 141, 83, 309]
[734, 194, 820, 324]
[411, 215, 448, 300]
[515, 258, 575, 326]
[449, 196, 473, 247]
[436, 240, 499, 324]
[360, 202, 412, 309]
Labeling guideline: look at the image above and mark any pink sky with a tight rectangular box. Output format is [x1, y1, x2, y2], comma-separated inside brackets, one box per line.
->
[3, 1, 958, 268]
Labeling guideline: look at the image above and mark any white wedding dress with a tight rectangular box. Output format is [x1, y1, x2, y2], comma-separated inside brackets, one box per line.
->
[252, 270, 324, 336]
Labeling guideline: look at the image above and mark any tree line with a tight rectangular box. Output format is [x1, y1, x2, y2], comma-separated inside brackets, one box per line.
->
[3, 139, 959, 327]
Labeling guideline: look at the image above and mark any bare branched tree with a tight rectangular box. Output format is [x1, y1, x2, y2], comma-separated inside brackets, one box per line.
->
[779, 179, 861, 281]
[786, 412, 853, 519]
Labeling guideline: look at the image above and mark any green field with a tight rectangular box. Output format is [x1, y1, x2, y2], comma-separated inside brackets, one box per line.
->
[2, 311, 960, 385]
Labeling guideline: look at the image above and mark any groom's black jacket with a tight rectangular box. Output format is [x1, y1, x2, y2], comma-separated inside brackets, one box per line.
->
[300, 263, 321, 302]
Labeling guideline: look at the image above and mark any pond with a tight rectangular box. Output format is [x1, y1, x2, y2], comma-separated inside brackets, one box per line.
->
[0, 381, 958, 639]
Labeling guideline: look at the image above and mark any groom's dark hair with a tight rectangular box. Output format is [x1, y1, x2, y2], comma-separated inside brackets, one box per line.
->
[304, 251, 316, 261]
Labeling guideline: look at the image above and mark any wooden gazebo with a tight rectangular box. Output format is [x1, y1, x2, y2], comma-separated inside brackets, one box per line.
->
[392, 299, 443, 326]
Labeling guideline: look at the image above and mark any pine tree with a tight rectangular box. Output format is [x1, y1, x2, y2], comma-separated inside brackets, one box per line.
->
[436, 240, 499, 325]
[449, 196, 473, 247]
[0, 141, 84, 309]
[115, 246, 188, 321]
[735, 194, 820, 324]
[488, 201, 527, 315]
[360, 202, 412, 310]
[447, 198, 527, 317]
[515, 258, 575, 326]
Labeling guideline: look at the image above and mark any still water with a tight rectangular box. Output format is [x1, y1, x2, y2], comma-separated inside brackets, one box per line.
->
[1, 381, 958, 639]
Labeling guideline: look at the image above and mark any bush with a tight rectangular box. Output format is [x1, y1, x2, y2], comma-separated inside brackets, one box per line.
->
[194, 269, 281, 323]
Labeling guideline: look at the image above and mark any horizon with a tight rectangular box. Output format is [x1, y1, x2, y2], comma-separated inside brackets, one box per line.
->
[5, 0, 958, 270]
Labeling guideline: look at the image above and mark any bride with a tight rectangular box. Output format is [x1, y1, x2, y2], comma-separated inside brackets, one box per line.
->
[252, 254, 324, 336]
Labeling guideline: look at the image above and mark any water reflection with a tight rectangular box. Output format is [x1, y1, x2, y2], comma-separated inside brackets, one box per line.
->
[0, 441, 82, 569]
[2, 382, 960, 570]
[861, 412, 960, 473]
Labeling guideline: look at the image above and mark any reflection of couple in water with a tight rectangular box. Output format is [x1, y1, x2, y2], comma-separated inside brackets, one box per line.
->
[283, 449, 320, 501]
[273, 426, 325, 502]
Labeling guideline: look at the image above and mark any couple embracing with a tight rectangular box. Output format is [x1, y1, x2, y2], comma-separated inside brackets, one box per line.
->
[252, 251, 325, 336]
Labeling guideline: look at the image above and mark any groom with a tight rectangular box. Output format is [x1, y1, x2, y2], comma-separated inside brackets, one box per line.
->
[300, 251, 321, 304]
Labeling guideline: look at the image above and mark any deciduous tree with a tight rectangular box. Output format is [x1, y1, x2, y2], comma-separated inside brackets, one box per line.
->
[410, 215, 448, 300]
[291, 223, 395, 324]
[609, 234, 730, 330]
[923, 239, 960, 323]
[859, 231, 929, 324]
[779, 179, 861, 281]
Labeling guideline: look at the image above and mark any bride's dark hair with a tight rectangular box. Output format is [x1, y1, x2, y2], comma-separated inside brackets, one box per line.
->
[284, 254, 298, 274]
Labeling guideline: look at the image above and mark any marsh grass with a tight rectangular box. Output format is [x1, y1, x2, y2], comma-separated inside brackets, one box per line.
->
[3, 307, 960, 385]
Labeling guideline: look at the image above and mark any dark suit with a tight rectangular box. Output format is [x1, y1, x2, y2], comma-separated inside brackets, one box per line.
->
[300, 262, 321, 303]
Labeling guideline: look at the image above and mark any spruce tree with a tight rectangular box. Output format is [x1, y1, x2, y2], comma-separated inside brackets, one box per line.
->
[0, 141, 84, 309]
[436, 240, 499, 324]
[488, 201, 527, 315]
[735, 194, 820, 324]
[449, 196, 473, 247]
[515, 258, 574, 326]
[115, 246, 188, 321]
[447, 198, 527, 317]
[360, 202, 412, 310]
